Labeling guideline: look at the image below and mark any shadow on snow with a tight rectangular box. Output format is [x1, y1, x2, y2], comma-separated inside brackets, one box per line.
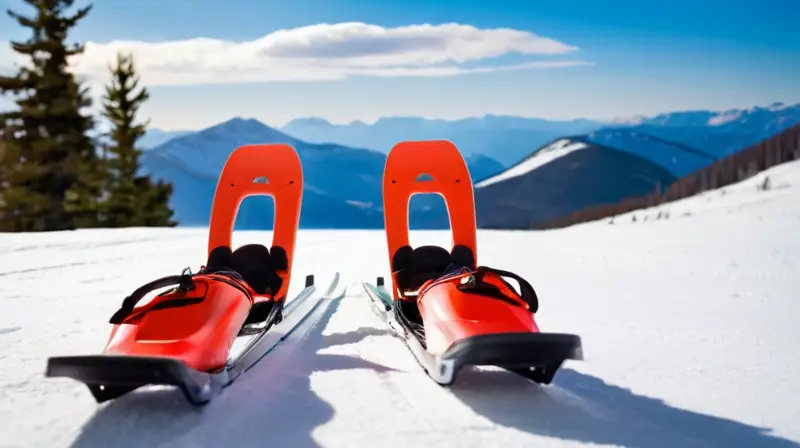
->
[66, 291, 798, 448]
[69, 292, 396, 448]
[450, 367, 798, 448]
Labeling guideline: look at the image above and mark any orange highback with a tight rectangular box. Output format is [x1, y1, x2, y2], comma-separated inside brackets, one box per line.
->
[382, 140, 478, 299]
[207, 144, 303, 300]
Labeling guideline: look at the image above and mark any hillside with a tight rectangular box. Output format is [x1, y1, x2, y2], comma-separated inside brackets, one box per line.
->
[585, 128, 717, 176]
[3, 159, 798, 447]
[473, 137, 677, 228]
[605, 157, 800, 225]
[140, 118, 504, 229]
[139, 129, 193, 149]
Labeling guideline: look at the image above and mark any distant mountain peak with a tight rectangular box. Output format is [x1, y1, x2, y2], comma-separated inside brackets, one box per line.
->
[475, 138, 591, 189]
[192, 117, 301, 145]
[211, 116, 272, 132]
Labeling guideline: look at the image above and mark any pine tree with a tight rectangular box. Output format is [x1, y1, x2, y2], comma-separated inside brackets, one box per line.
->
[0, 122, 15, 229]
[101, 52, 175, 227]
[0, 0, 102, 231]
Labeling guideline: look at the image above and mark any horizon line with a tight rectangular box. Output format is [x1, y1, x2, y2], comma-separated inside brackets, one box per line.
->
[147, 100, 797, 132]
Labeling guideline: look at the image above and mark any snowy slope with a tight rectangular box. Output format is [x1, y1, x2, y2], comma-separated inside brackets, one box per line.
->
[475, 138, 590, 188]
[2, 162, 800, 447]
[473, 137, 676, 228]
[601, 158, 800, 225]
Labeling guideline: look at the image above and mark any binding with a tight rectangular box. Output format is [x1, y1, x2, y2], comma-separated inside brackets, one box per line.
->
[367, 139, 582, 387]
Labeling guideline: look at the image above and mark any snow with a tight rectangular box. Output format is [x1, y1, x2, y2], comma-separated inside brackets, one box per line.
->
[2, 160, 800, 448]
[610, 114, 647, 126]
[475, 139, 589, 188]
[608, 157, 800, 223]
[768, 102, 791, 112]
[708, 110, 743, 126]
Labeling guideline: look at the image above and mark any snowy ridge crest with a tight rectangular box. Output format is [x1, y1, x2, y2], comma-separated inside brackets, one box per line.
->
[475, 138, 588, 188]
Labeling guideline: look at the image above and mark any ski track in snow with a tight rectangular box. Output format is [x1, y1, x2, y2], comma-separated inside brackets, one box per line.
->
[1, 161, 800, 447]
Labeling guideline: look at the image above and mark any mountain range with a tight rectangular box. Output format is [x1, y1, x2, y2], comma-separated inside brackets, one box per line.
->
[279, 102, 800, 171]
[140, 102, 800, 230]
[140, 118, 503, 229]
[280, 115, 603, 166]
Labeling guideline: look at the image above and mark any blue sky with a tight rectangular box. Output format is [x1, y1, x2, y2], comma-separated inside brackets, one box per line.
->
[1, 0, 798, 130]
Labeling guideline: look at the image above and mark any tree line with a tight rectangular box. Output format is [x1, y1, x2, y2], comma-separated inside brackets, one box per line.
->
[0, 0, 174, 232]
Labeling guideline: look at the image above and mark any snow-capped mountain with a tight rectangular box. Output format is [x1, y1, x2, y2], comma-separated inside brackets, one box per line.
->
[615, 102, 798, 129]
[474, 137, 677, 228]
[599, 103, 800, 164]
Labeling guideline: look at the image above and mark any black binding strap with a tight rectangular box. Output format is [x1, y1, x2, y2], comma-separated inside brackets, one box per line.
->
[108, 272, 195, 325]
[456, 266, 539, 313]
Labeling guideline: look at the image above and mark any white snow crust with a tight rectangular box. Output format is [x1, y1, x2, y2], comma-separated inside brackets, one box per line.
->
[1, 161, 799, 448]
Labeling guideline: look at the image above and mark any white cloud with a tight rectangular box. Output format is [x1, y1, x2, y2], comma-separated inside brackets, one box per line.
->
[0, 22, 590, 87]
[0, 45, 16, 73]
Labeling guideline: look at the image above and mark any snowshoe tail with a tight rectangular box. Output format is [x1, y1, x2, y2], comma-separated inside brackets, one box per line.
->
[46, 355, 224, 405]
[363, 280, 582, 386]
[438, 332, 583, 385]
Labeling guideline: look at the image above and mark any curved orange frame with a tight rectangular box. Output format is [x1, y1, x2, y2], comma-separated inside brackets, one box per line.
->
[382, 140, 478, 300]
[207, 143, 303, 301]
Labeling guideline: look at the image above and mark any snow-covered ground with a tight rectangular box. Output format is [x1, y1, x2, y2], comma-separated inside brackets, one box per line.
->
[1, 160, 799, 448]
